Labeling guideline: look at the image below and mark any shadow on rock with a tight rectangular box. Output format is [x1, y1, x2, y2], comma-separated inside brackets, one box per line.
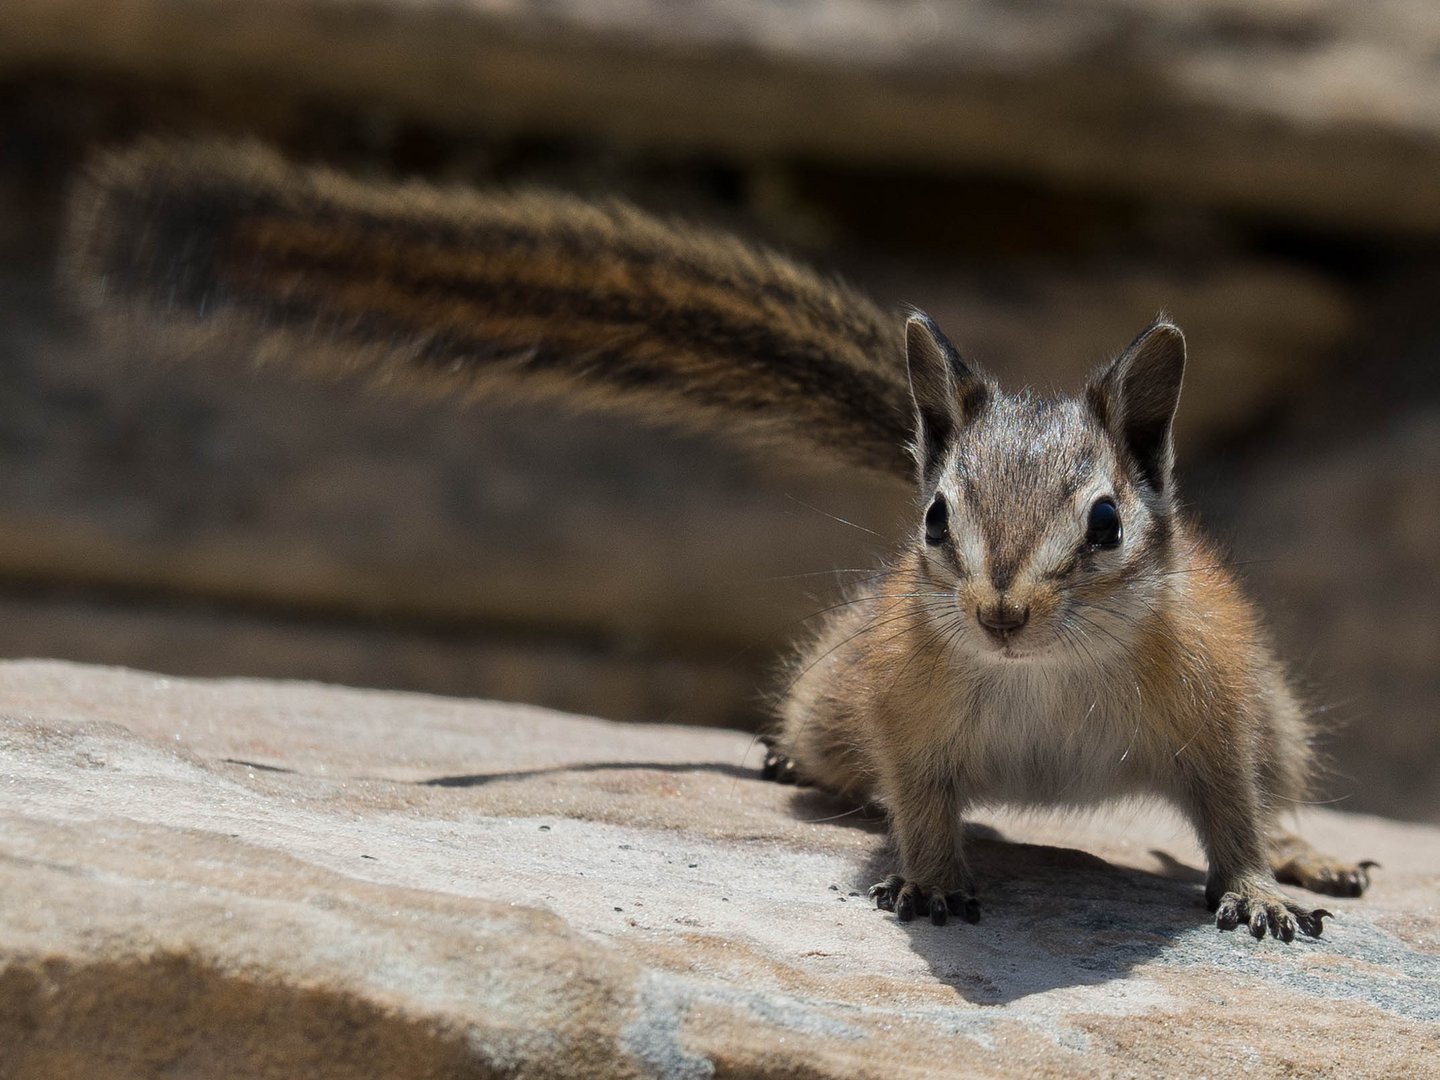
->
[780, 786, 889, 835]
[418, 761, 757, 786]
[854, 827, 1209, 1005]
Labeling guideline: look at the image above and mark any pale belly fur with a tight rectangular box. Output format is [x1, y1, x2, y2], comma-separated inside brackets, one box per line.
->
[939, 659, 1162, 809]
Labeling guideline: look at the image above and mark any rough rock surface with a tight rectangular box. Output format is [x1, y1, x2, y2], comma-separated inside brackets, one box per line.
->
[8, 0, 1440, 230]
[2, 660, 1436, 1078]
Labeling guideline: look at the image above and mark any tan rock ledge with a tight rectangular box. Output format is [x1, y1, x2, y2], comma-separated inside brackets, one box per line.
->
[1, 659, 1436, 1078]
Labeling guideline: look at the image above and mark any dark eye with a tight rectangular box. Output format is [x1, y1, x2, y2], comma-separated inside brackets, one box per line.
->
[924, 495, 949, 545]
[1086, 498, 1122, 548]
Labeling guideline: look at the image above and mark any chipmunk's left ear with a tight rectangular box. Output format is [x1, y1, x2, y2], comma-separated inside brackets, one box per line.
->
[1088, 319, 1185, 494]
[905, 311, 989, 481]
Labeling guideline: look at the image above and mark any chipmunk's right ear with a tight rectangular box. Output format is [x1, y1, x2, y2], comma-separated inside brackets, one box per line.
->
[1088, 319, 1185, 496]
[905, 311, 988, 477]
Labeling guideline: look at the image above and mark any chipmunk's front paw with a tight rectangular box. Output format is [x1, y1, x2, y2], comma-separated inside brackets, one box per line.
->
[1275, 854, 1378, 898]
[868, 874, 980, 926]
[757, 736, 802, 784]
[1211, 879, 1330, 942]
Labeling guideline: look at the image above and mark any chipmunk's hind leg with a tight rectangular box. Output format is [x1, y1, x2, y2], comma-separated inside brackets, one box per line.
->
[1268, 829, 1377, 898]
[764, 704, 877, 800]
[1254, 684, 1376, 898]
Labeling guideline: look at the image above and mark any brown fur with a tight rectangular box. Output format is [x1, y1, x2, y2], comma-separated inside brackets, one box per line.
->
[63, 142, 1371, 941]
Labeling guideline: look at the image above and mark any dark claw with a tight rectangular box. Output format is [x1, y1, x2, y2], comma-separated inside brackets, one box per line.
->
[868, 881, 895, 911]
[868, 875, 904, 912]
[1350, 861, 1379, 895]
[869, 877, 977, 927]
[758, 736, 777, 780]
[1272, 909, 1296, 943]
[895, 887, 916, 922]
[1297, 908, 1332, 938]
[759, 749, 779, 780]
[947, 893, 982, 923]
[760, 746, 799, 784]
[929, 895, 948, 926]
[1215, 895, 1242, 931]
[1249, 907, 1268, 939]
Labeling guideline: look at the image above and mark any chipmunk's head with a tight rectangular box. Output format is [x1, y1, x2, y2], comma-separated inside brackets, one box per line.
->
[904, 311, 1185, 664]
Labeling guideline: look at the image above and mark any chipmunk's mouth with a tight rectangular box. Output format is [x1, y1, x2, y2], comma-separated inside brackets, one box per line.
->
[979, 624, 1033, 659]
[976, 622, 1066, 662]
[980, 635, 1041, 662]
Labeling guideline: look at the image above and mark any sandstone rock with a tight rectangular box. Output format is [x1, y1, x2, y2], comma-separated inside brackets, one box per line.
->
[0, 592, 766, 731]
[2, 660, 1436, 1077]
[6, 0, 1440, 231]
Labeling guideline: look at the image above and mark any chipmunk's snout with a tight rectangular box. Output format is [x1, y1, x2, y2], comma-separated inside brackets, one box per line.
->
[977, 601, 1029, 642]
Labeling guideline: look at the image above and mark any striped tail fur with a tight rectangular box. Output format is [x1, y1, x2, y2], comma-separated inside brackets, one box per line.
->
[63, 141, 914, 477]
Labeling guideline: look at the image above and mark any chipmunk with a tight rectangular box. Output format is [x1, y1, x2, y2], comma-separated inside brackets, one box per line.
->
[64, 142, 1373, 942]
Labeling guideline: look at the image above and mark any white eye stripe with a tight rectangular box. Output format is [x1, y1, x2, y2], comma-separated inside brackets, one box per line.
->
[955, 527, 986, 574]
[1033, 524, 1085, 576]
[940, 485, 986, 574]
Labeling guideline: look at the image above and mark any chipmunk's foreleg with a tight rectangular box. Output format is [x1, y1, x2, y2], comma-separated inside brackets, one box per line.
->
[867, 771, 980, 927]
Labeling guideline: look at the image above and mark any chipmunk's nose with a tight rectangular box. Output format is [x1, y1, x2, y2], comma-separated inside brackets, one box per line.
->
[977, 602, 1029, 640]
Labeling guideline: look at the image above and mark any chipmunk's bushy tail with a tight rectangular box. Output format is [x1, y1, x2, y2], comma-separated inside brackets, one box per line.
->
[64, 141, 913, 476]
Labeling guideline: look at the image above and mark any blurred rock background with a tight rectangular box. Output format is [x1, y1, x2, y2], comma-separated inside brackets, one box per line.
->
[0, 1, 1435, 820]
